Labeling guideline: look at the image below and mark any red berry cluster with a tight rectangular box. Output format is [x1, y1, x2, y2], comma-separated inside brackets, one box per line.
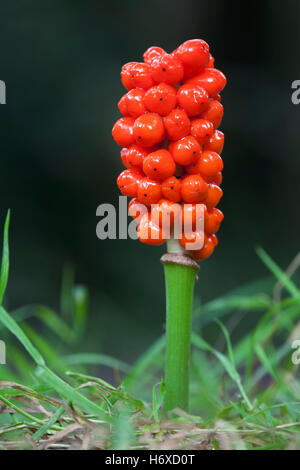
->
[113, 40, 226, 261]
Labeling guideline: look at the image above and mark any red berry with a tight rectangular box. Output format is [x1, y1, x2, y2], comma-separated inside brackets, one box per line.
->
[151, 199, 181, 228]
[177, 84, 209, 117]
[207, 54, 215, 68]
[173, 39, 210, 79]
[118, 95, 129, 116]
[143, 149, 176, 181]
[197, 150, 223, 178]
[128, 197, 148, 221]
[120, 148, 130, 168]
[192, 235, 216, 260]
[126, 144, 150, 169]
[121, 62, 154, 90]
[203, 183, 223, 210]
[117, 169, 143, 197]
[214, 172, 223, 186]
[124, 88, 147, 118]
[179, 230, 206, 251]
[190, 118, 214, 144]
[181, 203, 206, 231]
[137, 213, 167, 245]
[205, 208, 224, 234]
[204, 130, 224, 154]
[133, 113, 165, 147]
[202, 100, 224, 128]
[169, 135, 201, 166]
[143, 46, 165, 64]
[137, 177, 162, 206]
[185, 68, 227, 97]
[161, 176, 181, 202]
[164, 108, 191, 141]
[144, 83, 177, 116]
[151, 53, 184, 85]
[181, 174, 208, 203]
[112, 117, 135, 147]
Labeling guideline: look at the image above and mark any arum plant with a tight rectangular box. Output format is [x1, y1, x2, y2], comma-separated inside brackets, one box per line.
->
[113, 39, 226, 411]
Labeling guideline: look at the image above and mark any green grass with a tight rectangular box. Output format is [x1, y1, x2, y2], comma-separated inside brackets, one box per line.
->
[0, 211, 300, 450]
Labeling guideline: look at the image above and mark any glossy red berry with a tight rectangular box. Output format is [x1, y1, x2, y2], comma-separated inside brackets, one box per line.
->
[164, 108, 191, 141]
[120, 88, 147, 118]
[151, 199, 181, 228]
[169, 135, 201, 166]
[128, 197, 148, 221]
[143, 149, 176, 181]
[137, 213, 167, 245]
[204, 130, 224, 154]
[118, 94, 129, 116]
[126, 144, 150, 169]
[173, 39, 210, 79]
[120, 148, 130, 168]
[151, 53, 184, 85]
[202, 100, 224, 128]
[207, 54, 215, 68]
[203, 183, 223, 210]
[190, 118, 214, 145]
[179, 230, 206, 251]
[161, 176, 181, 202]
[133, 113, 165, 147]
[144, 83, 177, 116]
[197, 150, 223, 178]
[117, 169, 143, 197]
[143, 46, 165, 64]
[205, 208, 224, 234]
[192, 235, 216, 260]
[121, 62, 154, 90]
[185, 68, 227, 97]
[181, 203, 206, 231]
[137, 177, 162, 206]
[177, 84, 209, 117]
[112, 117, 135, 147]
[181, 174, 208, 203]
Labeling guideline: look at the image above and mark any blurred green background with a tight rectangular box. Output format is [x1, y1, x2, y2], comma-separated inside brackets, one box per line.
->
[0, 0, 299, 371]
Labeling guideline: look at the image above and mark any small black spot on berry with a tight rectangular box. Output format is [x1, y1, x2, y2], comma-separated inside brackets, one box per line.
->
[159, 98, 163, 101]
[171, 186, 174, 190]
[154, 168, 157, 171]
[162, 68, 166, 71]
[144, 194, 147, 197]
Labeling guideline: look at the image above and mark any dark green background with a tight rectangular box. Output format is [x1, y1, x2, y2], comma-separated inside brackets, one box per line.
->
[0, 0, 299, 364]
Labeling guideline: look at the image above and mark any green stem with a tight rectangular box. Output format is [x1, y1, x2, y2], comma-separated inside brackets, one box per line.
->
[161, 245, 199, 412]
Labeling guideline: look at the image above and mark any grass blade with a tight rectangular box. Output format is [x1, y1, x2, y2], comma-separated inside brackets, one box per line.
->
[0, 210, 10, 305]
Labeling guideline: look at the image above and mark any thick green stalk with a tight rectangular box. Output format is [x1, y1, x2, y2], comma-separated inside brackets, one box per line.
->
[161, 247, 199, 412]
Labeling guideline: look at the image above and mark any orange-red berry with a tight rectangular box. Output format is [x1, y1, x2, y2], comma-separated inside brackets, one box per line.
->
[181, 174, 208, 203]
[126, 144, 150, 169]
[173, 39, 210, 79]
[117, 169, 143, 197]
[137, 177, 162, 206]
[179, 230, 206, 251]
[202, 100, 224, 129]
[143, 149, 176, 181]
[119, 88, 147, 118]
[143, 46, 165, 64]
[121, 62, 154, 90]
[192, 235, 216, 260]
[177, 84, 209, 117]
[161, 176, 181, 202]
[128, 197, 148, 221]
[203, 183, 223, 210]
[164, 108, 191, 141]
[169, 135, 201, 166]
[185, 67, 227, 97]
[205, 208, 224, 234]
[137, 213, 167, 245]
[196, 150, 223, 178]
[144, 83, 177, 116]
[151, 199, 181, 228]
[133, 113, 165, 147]
[151, 53, 184, 85]
[190, 118, 214, 145]
[112, 117, 135, 147]
[204, 130, 224, 154]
